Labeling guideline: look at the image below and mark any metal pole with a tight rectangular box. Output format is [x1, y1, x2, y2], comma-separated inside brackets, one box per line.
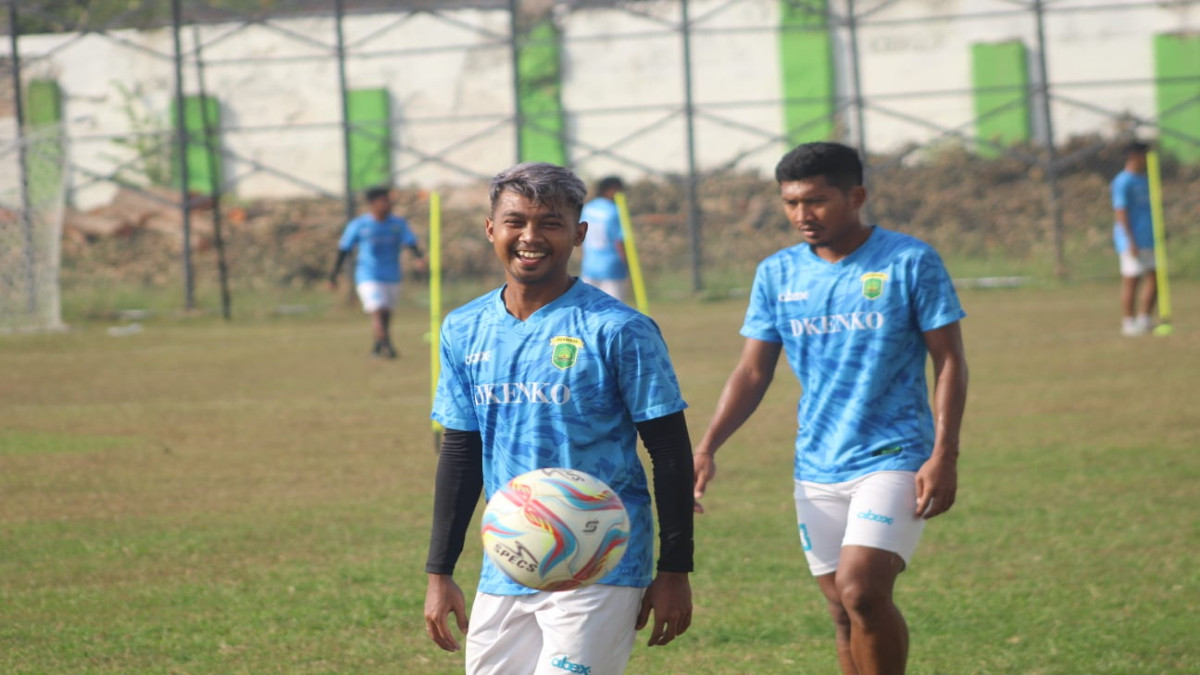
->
[192, 26, 231, 321]
[333, 0, 356, 223]
[1033, 0, 1067, 279]
[170, 0, 195, 310]
[681, 0, 703, 292]
[845, 0, 873, 223]
[508, 0, 524, 162]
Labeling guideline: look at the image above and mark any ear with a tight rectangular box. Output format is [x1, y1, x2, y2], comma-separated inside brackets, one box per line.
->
[485, 217, 496, 243]
[575, 221, 589, 248]
[849, 185, 868, 211]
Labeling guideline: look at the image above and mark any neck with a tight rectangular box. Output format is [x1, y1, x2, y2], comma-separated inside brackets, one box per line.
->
[502, 275, 575, 321]
[813, 222, 872, 263]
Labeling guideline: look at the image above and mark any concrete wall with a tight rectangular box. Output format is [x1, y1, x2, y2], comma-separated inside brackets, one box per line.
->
[0, 0, 1193, 209]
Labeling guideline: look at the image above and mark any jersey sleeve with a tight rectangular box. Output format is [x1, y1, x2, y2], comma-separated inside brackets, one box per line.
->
[431, 319, 480, 432]
[337, 219, 359, 252]
[1111, 174, 1130, 210]
[608, 207, 625, 243]
[610, 315, 687, 424]
[740, 261, 782, 343]
[909, 248, 966, 332]
[399, 218, 419, 247]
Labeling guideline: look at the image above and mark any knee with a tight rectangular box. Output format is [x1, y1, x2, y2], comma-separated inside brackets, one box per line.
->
[837, 579, 892, 621]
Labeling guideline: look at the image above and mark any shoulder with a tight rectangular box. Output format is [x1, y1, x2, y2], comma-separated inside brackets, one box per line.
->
[1112, 171, 1131, 188]
[444, 289, 499, 330]
[756, 243, 808, 275]
[873, 227, 942, 263]
[571, 283, 655, 334]
[388, 215, 411, 227]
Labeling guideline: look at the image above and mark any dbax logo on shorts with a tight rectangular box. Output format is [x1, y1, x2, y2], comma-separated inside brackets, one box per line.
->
[857, 509, 894, 525]
[551, 655, 592, 674]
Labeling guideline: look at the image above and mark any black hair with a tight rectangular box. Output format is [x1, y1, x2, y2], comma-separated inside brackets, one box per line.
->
[364, 186, 391, 203]
[489, 162, 587, 216]
[774, 142, 863, 192]
[596, 176, 624, 195]
[1125, 140, 1151, 156]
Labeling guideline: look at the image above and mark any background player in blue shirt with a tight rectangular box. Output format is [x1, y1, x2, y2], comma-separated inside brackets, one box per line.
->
[692, 143, 969, 674]
[329, 186, 426, 358]
[423, 163, 695, 674]
[580, 176, 629, 302]
[1111, 141, 1157, 336]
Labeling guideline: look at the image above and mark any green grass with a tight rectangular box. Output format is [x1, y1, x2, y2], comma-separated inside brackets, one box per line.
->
[2, 282, 1199, 673]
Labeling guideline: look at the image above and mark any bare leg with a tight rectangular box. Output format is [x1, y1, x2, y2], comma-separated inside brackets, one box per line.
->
[817, 573, 858, 675]
[1120, 276, 1139, 319]
[836, 545, 909, 675]
[1140, 271, 1157, 318]
[371, 310, 387, 344]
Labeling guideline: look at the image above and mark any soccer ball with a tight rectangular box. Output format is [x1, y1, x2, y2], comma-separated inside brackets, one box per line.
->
[481, 468, 630, 592]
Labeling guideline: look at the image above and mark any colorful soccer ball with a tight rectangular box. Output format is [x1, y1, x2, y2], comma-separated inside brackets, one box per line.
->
[481, 468, 630, 592]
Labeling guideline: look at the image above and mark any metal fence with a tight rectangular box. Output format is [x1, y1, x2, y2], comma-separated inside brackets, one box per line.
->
[2, 0, 1197, 319]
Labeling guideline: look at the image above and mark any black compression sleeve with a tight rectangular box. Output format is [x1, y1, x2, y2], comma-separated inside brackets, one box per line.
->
[636, 411, 695, 573]
[425, 429, 484, 575]
[329, 249, 350, 282]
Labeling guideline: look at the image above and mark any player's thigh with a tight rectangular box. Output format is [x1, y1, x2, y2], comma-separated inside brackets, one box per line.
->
[465, 592, 541, 675]
[795, 479, 852, 577]
[841, 470, 925, 569]
[533, 585, 643, 675]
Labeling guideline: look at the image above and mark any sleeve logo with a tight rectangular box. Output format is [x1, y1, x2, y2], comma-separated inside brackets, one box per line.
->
[861, 272, 888, 300]
[550, 336, 583, 370]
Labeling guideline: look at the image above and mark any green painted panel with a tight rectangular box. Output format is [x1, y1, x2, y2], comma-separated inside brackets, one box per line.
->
[171, 95, 221, 194]
[25, 79, 64, 207]
[347, 88, 392, 191]
[517, 19, 566, 165]
[779, 0, 834, 145]
[1155, 33, 1200, 163]
[971, 41, 1031, 158]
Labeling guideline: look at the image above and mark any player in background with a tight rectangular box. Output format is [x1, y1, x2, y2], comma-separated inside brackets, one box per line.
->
[423, 163, 695, 674]
[1111, 141, 1157, 336]
[692, 142, 968, 674]
[329, 186, 426, 358]
[580, 176, 630, 302]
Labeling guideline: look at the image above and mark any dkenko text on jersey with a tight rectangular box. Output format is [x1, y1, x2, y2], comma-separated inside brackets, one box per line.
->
[790, 312, 885, 336]
[473, 382, 572, 405]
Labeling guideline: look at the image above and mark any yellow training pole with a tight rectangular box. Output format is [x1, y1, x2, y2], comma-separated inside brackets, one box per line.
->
[1147, 151, 1173, 336]
[614, 191, 649, 315]
[429, 191, 445, 444]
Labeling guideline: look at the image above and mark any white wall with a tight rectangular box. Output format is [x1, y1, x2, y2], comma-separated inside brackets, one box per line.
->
[0, 0, 1190, 209]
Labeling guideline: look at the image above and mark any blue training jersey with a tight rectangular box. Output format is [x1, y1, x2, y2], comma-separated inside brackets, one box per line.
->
[337, 213, 418, 284]
[580, 197, 628, 281]
[741, 226, 965, 484]
[432, 280, 687, 595]
[1111, 170, 1154, 253]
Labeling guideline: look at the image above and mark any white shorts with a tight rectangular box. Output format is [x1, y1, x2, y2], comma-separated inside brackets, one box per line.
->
[582, 278, 627, 303]
[355, 281, 401, 312]
[466, 585, 643, 675]
[1118, 249, 1156, 278]
[794, 471, 926, 577]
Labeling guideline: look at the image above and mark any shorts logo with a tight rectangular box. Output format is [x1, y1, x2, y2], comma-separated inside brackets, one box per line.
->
[861, 272, 888, 300]
[551, 655, 592, 674]
[550, 336, 583, 371]
[857, 509, 894, 525]
[798, 523, 813, 551]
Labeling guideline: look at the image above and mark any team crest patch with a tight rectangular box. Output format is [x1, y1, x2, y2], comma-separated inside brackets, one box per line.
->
[550, 336, 583, 370]
[861, 272, 889, 300]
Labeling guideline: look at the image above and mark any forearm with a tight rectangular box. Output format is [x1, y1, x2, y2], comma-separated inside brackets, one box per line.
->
[637, 412, 694, 573]
[425, 429, 484, 575]
[695, 365, 774, 455]
[409, 243, 424, 258]
[329, 250, 349, 281]
[931, 355, 968, 460]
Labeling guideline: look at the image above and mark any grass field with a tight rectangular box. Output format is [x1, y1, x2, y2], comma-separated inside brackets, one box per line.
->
[2, 281, 1199, 674]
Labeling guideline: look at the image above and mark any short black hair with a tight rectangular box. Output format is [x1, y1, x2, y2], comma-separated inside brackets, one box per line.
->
[489, 162, 588, 217]
[596, 176, 624, 195]
[1125, 140, 1151, 156]
[775, 142, 863, 192]
[364, 186, 391, 203]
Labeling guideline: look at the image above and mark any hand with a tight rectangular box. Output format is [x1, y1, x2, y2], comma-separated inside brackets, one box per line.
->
[424, 574, 468, 652]
[693, 452, 717, 508]
[413, 257, 429, 274]
[914, 453, 958, 519]
[1129, 243, 1140, 258]
[635, 572, 692, 647]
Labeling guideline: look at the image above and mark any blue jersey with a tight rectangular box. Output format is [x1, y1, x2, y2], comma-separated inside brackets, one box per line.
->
[337, 213, 419, 284]
[432, 280, 687, 595]
[580, 197, 628, 281]
[1111, 170, 1154, 253]
[741, 227, 965, 484]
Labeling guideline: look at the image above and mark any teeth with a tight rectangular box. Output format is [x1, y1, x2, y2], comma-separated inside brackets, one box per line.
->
[516, 251, 546, 259]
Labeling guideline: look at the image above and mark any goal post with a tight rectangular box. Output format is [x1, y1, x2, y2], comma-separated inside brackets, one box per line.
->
[0, 122, 68, 333]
